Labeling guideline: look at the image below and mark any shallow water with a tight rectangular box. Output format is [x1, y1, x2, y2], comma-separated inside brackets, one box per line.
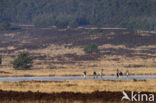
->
[0, 75, 156, 82]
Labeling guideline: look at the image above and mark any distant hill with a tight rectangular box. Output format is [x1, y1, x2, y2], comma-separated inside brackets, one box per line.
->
[1, 0, 156, 30]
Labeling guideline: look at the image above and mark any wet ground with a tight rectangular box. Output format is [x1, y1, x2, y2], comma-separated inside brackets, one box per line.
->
[1, 75, 156, 82]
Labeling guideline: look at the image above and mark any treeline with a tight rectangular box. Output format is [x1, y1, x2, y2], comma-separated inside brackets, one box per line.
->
[1, 0, 156, 30]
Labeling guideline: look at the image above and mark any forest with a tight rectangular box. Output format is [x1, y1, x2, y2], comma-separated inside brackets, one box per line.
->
[0, 0, 156, 30]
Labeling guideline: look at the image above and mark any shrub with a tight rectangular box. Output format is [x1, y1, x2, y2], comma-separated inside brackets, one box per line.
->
[84, 43, 99, 54]
[0, 57, 2, 64]
[0, 22, 11, 30]
[56, 21, 68, 29]
[11, 52, 33, 70]
[32, 14, 56, 28]
[69, 20, 79, 28]
[93, 28, 103, 33]
[89, 28, 103, 35]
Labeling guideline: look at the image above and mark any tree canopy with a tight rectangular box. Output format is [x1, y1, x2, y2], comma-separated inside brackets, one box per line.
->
[11, 52, 33, 70]
[1, 0, 156, 30]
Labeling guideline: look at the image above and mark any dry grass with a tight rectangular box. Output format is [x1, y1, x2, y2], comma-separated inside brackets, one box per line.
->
[0, 79, 156, 93]
[0, 43, 155, 77]
[31, 44, 84, 56]
[0, 28, 155, 77]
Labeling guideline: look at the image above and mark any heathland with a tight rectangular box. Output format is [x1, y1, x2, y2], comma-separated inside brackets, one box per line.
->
[0, 26, 155, 77]
[0, 79, 156, 103]
[0, 1, 156, 103]
[0, 25, 155, 103]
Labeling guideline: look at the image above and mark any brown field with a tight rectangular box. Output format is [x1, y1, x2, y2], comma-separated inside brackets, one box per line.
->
[0, 89, 130, 103]
[0, 79, 156, 93]
[0, 27, 155, 77]
[0, 80, 156, 103]
[0, 26, 155, 102]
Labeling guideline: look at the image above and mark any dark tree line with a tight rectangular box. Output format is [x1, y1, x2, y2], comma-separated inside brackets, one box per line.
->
[1, 0, 156, 30]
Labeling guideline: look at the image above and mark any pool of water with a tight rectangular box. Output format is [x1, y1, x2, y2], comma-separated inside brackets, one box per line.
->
[0, 75, 156, 82]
